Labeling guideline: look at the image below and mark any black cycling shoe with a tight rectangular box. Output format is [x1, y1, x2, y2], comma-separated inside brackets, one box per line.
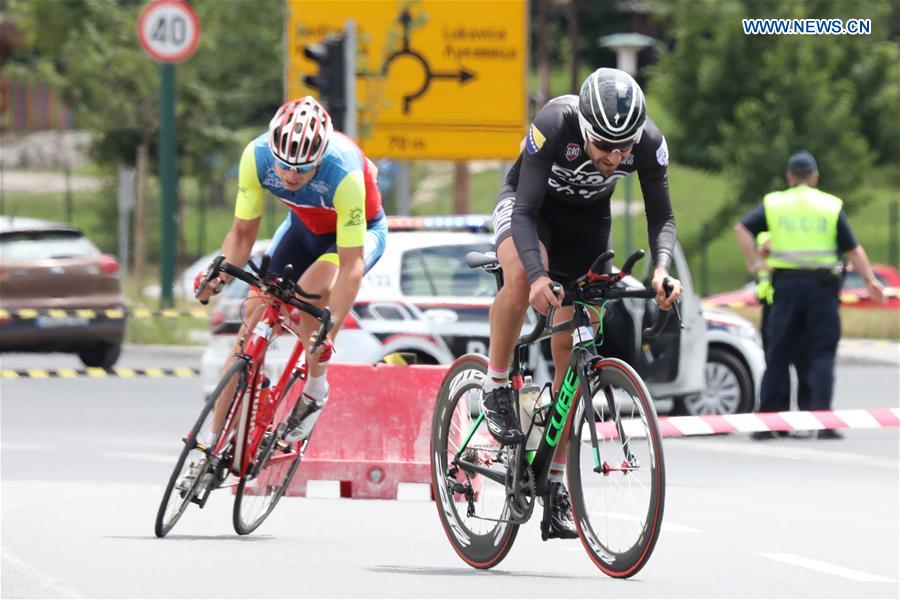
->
[546, 481, 579, 539]
[481, 386, 525, 445]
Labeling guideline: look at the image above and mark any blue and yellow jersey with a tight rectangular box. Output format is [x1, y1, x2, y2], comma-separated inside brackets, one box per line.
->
[235, 131, 383, 247]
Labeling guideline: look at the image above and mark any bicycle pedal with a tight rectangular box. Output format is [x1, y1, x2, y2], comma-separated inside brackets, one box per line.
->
[275, 440, 291, 453]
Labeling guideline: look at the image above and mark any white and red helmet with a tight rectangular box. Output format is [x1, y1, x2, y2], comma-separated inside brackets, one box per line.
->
[268, 96, 333, 171]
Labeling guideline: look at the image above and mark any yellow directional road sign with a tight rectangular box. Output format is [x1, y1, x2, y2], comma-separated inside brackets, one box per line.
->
[286, 0, 528, 160]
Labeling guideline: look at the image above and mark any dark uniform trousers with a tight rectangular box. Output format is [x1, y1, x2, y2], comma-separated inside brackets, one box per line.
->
[761, 301, 811, 411]
[760, 271, 841, 412]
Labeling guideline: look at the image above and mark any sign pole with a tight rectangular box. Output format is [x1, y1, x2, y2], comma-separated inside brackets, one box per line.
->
[159, 62, 177, 308]
[138, 0, 200, 307]
[344, 19, 357, 140]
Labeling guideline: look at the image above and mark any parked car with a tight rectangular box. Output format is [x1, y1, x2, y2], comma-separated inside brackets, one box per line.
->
[0, 216, 125, 368]
[201, 217, 764, 415]
[703, 264, 900, 310]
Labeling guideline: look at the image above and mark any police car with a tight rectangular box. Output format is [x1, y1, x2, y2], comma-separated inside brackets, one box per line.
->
[201, 216, 764, 415]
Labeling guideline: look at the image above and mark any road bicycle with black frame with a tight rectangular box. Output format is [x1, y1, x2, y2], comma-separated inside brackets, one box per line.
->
[155, 254, 332, 537]
[431, 248, 680, 577]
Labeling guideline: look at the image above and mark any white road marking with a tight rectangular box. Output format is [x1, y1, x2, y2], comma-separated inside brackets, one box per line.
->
[1, 548, 83, 598]
[667, 437, 899, 469]
[757, 553, 896, 583]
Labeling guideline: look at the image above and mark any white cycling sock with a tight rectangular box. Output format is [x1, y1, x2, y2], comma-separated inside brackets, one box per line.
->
[304, 373, 329, 404]
[197, 425, 215, 448]
[483, 364, 510, 393]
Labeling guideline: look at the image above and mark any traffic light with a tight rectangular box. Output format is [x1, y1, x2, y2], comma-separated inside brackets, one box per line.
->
[303, 34, 347, 131]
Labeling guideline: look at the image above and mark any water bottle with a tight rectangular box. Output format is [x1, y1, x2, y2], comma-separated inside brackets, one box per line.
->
[517, 376, 544, 451]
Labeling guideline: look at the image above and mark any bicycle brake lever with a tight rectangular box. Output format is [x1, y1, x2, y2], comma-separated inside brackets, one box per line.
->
[310, 311, 333, 354]
[196, 255, 226, 305]
[671, 299, 683, 328]
[663, 278, 684, 329]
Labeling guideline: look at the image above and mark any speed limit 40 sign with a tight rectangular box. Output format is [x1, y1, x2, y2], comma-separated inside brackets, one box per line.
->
[137, 0, 200, 63]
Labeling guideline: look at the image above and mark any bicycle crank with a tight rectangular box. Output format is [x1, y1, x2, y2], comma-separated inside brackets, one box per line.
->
[505, 463, 535, 524]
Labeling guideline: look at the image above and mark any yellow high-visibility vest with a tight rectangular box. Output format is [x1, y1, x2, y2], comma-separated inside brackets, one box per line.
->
[763, 184, 841, 270]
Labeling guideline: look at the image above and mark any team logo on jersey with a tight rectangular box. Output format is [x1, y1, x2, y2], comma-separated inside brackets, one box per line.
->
[565, 143, 581, 161]
[345, 206, 364, 227]
[263, 169, 283, 189]
[656, 136, 669, 167]
[526, 124, 546, 154]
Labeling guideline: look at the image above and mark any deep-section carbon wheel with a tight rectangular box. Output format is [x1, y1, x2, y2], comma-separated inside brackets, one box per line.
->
[430, 354, 519, 569]
[567, 357, 665, 577]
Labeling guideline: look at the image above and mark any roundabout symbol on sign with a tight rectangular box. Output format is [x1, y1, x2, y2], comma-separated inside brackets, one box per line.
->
[382, 8, 476, 114]
[137, 0, 201, 64]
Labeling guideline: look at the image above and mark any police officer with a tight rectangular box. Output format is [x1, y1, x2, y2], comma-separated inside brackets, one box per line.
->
[751, 231, 810, 437]
[734, 151, 885, 440]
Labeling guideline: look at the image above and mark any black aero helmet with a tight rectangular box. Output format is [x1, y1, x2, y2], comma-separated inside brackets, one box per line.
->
[578, 68, 647, 145]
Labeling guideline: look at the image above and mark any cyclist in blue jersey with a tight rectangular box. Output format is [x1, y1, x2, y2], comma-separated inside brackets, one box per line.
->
[195, 96, 387, 444]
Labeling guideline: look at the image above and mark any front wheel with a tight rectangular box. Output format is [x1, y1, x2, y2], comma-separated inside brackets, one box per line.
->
[155, 358, 249, 537]
[567, 357, 665, 578]
[233, 372, 306, 535]
[430, 354, 519, 570]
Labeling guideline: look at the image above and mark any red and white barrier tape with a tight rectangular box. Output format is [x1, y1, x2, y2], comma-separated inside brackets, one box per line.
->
[595, 408, 900, 439]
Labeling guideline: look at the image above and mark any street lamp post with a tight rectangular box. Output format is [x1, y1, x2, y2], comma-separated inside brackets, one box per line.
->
[598, 33, 657, 257]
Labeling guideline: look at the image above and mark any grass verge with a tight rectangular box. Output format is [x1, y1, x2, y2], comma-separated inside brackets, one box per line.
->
[723, 305, 899, 340]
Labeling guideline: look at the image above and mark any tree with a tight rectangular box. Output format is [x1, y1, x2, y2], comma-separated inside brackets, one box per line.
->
[649, 0, 900, 250]
[5, 0, 283, 176]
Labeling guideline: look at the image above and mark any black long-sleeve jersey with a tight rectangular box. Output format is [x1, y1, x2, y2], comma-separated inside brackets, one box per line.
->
[503, 95, 677, 284]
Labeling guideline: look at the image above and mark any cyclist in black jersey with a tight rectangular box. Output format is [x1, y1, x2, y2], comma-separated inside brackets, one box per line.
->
[483, 68, 683, 539]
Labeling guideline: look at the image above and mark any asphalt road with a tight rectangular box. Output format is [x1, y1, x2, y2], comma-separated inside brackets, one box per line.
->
[1, 346, 898, 598]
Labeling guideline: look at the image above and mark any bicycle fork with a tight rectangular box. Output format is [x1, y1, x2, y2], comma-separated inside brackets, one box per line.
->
[582, 360, 638, 474]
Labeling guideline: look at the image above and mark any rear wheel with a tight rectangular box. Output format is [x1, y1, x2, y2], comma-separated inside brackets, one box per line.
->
[567, 357, 665, 578]
[155, 359, 248, 537]
[430, 354, 519, 569]
[233, 372, 306, 535]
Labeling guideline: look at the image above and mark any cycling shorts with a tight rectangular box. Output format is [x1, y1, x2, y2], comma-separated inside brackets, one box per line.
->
[492, 184, 613, 283]
[266, 210, 387, 279]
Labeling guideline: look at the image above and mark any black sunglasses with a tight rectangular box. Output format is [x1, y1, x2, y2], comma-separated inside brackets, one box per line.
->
[589, 137, 635, 153]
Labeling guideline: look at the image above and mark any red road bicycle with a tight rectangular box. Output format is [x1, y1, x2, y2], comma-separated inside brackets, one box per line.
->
[155, 255, 332, 537]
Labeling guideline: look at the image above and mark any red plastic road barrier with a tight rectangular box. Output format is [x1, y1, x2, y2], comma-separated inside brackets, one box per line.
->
[594, 408, 900, 439]
[284, 363, 447, 499]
